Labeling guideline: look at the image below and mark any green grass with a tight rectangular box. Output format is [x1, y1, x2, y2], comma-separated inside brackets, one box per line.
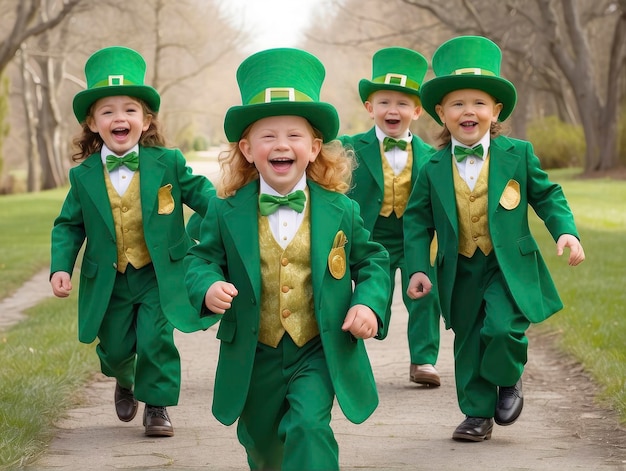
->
[0, 188, 67, 300]
[530, 169, 626, 420]
[0, 169, 624, 468]
[0, 296, 97, 469]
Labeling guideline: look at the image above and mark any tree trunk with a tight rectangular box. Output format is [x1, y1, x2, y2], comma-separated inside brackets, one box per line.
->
[19, 48, 40, 192]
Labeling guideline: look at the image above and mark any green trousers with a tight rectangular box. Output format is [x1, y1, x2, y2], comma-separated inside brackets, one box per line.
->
[450, 251, 529, 418]
[373, 213, 441, 364]
[96, 263, 181, 406]
[237, 335, 338, 471]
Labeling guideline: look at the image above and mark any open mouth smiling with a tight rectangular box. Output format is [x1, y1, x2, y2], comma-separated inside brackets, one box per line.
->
[112, 127, 130, 138]
[269, 157, 294, 171]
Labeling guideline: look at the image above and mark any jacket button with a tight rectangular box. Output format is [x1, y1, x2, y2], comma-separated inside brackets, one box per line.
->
[282, 309, 291, 318]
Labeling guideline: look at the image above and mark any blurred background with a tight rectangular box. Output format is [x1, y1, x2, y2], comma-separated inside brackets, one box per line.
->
[0, 0, 624, 194]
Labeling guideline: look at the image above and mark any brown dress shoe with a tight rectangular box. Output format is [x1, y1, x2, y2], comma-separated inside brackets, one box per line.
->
[409, 364, 441, 387]
[495, 378, 524, 426]
[143, 405, 174, 437]
[114, 382, 138, 422]
[452, 416, 493, 442]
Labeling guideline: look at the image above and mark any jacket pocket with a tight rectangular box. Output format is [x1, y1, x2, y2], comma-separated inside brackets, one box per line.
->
[169, 234, 190, 261]
[80, 257, 98, 279]
[216, 318, 236, 343]
[517, 235, 539, 255]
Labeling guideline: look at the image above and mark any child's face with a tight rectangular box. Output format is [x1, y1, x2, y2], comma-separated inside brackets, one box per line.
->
[365, 90, 422, 138]
[435, 89, 503, 147]
[87, 95, 151, 155]
[239, 115, 322, 195]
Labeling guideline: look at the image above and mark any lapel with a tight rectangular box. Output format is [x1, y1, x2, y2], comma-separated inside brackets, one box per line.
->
[356, 128, 384, 192]
[309, 181, 345, 311]
[429, 143, 458, 236]
[487, 136, 521, 218]
[222, 181, 262, 302]
[219, 180, 347, 311]
[81, 153, 116, 239]
[138, 146, 167, 225]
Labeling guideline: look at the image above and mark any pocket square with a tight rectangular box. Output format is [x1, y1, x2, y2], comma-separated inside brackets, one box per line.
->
[157, 184, 175, 214]
[499, 179, 520, 210]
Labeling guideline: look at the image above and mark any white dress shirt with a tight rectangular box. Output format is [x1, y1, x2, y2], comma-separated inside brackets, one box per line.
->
[375, 126, 411, 175]
[100, 144, 140, 196]
[451, 132, 490, 192]
[259, 175, 308, 249]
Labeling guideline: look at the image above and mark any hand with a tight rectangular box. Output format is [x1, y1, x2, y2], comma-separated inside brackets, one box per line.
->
[205, 281, 238, 314]
[50, 271, 72, 298]
[556, 234, 585, 266]
[341, 304, 378, 339]
[406, 272, 432, 299]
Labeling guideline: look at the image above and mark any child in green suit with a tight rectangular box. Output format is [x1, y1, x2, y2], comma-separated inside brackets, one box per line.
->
[404, 36, 585, 442]
[50, 46, 216, 437]
[184, 48, 390, 470]
[340, 47, 442, 387]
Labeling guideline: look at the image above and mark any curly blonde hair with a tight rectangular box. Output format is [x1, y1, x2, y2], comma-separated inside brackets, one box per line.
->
[218, 124, 355, 198]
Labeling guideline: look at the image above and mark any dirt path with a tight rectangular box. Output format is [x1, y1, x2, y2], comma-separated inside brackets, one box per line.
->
[2, 270, 621, 470]
[9, 159, 625, 470]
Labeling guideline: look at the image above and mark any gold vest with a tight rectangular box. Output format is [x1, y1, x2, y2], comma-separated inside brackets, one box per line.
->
[453, 156, 493, 257]
[104, 171, 151, 273]
[257, 208, 318, 347]
[379, 142, 413, 218]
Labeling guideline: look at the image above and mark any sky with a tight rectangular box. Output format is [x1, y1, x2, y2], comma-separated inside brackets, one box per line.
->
[222, 0, 331, 53]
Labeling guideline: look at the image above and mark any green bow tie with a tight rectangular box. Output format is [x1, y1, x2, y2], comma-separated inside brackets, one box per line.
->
[106, 151, 139, 172]
[453, 144, 484, 162]
[383, 137, 408, 152]
[259, 190, 306, 216]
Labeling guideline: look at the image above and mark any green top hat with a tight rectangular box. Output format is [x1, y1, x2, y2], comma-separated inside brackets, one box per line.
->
[420, 36, 517, 125]
[72, 46, 161, 123]
[223, 48, 339, 143]
[358, 47, 428, 103]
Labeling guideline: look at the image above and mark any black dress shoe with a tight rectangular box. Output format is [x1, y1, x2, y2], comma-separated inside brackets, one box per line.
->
[143, 405, 174, 437]
[495, 378, 524, 425]
[452, 416, 493, 442]
[114, 382, 138, 422]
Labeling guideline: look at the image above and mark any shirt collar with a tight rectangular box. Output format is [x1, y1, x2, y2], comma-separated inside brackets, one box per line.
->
[375, 126, 411, 144]
[100, 144, 140, 164]
[259, 174, 307, 197]
[451, 132, 490, 159]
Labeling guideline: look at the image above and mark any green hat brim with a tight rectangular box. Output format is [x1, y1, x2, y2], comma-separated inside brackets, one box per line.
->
[358, 79, 421, 103]
[420, 75, 517, 125]
[224, 101, 339, 143]
[73, 85, 161, 123]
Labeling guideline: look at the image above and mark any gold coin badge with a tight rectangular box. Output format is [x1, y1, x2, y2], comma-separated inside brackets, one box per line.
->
[328, 230, 347, 279]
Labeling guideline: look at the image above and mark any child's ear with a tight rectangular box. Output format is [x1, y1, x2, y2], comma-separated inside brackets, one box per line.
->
[309, 137, 322, 163]
[86, 116, 98, 133]
[492, 102, 504, 122]
[412, 105, 423, 121]
[142, 114, 152, 132]
[239, 139, 254, 163]
[435, 104, 445, 125]
[364, 101, 374, 117]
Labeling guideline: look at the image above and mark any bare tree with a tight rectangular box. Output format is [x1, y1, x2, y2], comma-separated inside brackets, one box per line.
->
[0, 0, 82, 76]
[6, 0, 245, 192]
[400, 0, 626, 173]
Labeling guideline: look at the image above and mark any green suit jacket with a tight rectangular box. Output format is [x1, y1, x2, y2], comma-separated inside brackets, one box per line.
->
[184, 180, 391, 426]
[339, 128, 435, 233]
[50, 146, 217, 342]
[404, 136, 579, 326]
